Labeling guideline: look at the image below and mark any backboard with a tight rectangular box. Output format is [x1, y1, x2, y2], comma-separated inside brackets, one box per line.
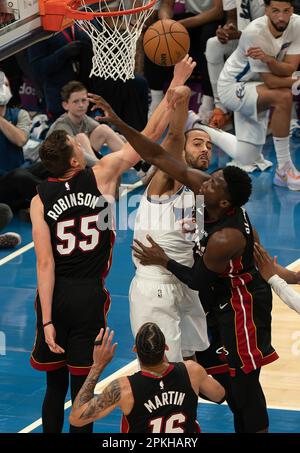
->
[0, 0, 53, 61]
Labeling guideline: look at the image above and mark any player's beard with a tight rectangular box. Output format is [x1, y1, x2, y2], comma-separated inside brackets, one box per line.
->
[270, 17, 289, 33]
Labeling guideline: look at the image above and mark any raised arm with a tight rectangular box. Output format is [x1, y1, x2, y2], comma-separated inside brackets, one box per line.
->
[149, 85, 191, 194]
[89, 96, 209, 193]
[69, 328, 126, 427]
[143, 55, 196, 141]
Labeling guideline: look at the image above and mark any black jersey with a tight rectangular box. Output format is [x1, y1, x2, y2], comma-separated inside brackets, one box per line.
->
[200, 206, 257, 300]
[200, 207, 278, 373]
[122, 363, 199, 433]
[37, 168, 115, 280]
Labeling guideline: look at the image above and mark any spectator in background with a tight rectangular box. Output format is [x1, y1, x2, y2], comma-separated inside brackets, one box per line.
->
[146, 0, 224, 120]
[47, 81, 125, 167]
[0, 0, 14, 25]
[0, 71, 30, 176]
[0, 203, 21, 249]
[205, 0, 265, 128]
[27, 25, 91, 121]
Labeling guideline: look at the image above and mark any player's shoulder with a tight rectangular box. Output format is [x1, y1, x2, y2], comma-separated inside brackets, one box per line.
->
[184, 359, 205, 376]
[243, 15, 267, 35]
[289, 13, 300, 29]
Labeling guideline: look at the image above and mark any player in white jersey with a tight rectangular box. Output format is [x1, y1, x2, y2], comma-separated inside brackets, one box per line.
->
[206, 0, 265, 128]
[218, 0, 300, 191]
[130, 84, 210, 362]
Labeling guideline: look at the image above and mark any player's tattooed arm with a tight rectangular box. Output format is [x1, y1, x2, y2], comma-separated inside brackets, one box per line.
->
[70, 371, 121, 425]
[80, 379, 121, 420]
[70, 327, 119, 426]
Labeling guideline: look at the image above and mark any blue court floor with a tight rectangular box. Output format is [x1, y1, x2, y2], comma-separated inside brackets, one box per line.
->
[0, 134, 300, 433]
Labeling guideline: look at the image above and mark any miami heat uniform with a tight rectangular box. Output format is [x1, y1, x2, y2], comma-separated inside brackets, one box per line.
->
[122, 362, 200, 433]
[199, 207, 279, 375]
[31, 168, 115, 375]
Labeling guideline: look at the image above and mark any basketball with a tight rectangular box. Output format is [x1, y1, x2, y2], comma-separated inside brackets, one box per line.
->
[143, 19, 190, 66]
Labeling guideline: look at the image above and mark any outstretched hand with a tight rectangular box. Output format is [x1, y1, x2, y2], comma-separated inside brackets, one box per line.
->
[173, 54, 196, 85]
[167, 85, 191, 110]
[254, 242, 276, 281]
[132, 235, 170, 267]
[93, 327, 118, 369]
[87, 93, 122, 125]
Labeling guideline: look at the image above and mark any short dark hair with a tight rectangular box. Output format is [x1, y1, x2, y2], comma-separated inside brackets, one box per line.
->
[39, 130, 74, 177]
[135, 323, 166, 366]
[184, 127, 210, 149]
[264, 0, 294, 5]
[61, 80, 87, 102]
[222, 166, 252, 207]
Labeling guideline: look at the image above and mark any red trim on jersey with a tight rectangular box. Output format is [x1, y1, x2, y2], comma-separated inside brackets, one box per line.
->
[102, 287, 111, 329]
[67, 364, 92, 376]
[221, 257, 253, 287]
[195, 420, 201, 433]
[229, 350, 279, 377]
[102, 229, 116, 281]
[231, 284, 264, 373]
[47, 171, 82, 183]
[121, 415, 130, 433]
[30, 355, 66, 372]
[205, 363, 229, 375]
[141, 364, 174, 379]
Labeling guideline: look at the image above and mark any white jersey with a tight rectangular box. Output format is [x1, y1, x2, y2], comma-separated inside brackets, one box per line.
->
[133, 185, 196, 278]
[219, 14, 300, 84]
[236, 0, 265, 31]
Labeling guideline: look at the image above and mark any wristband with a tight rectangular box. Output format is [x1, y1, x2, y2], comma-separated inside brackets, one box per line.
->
[43, 321, 53, 328]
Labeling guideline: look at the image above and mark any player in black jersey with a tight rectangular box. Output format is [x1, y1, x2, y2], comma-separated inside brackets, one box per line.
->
[70, 322, 224, 432]
[90, 96, 300, 432]
[29, 57, 199, 433]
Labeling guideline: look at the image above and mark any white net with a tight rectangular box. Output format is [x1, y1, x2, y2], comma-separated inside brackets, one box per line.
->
[75, 0, 157, 82]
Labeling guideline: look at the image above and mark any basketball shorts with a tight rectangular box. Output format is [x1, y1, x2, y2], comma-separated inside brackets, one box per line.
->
[196, 323, 229, 375]
[216, 279, 279, 375]
[217, 79, 269, 145]
[30, 277, 111, 375]
[129, 273, 210, 362]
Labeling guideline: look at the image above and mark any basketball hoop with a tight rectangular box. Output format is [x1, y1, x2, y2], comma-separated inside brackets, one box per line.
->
[40, 0, 157, 82]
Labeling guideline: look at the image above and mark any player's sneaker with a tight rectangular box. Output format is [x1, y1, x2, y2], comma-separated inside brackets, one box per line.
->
[226, 160, 257, 173]
[255, 155, 273, 171]
[208, 108, 232, 129]
[273, 163, 300, 191]
[0, 232, 22, 249]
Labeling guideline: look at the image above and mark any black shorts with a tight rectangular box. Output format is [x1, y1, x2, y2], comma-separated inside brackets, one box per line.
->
[31, 277, 111, 375]
[216, 279, 278, 375]
[196, 323, 229, 375]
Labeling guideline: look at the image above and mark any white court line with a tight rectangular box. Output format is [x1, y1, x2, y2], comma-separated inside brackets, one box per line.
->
[19, 360, 138, 433]
[0, 180, 143, 268]
[0, 242, 34, 266]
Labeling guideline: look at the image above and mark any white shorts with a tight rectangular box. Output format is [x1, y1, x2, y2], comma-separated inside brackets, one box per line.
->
[217, 80, 269, 144]
[129, 274, 209, 362]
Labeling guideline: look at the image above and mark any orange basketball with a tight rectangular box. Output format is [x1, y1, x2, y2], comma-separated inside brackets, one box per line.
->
[143, 19, 190, 66]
